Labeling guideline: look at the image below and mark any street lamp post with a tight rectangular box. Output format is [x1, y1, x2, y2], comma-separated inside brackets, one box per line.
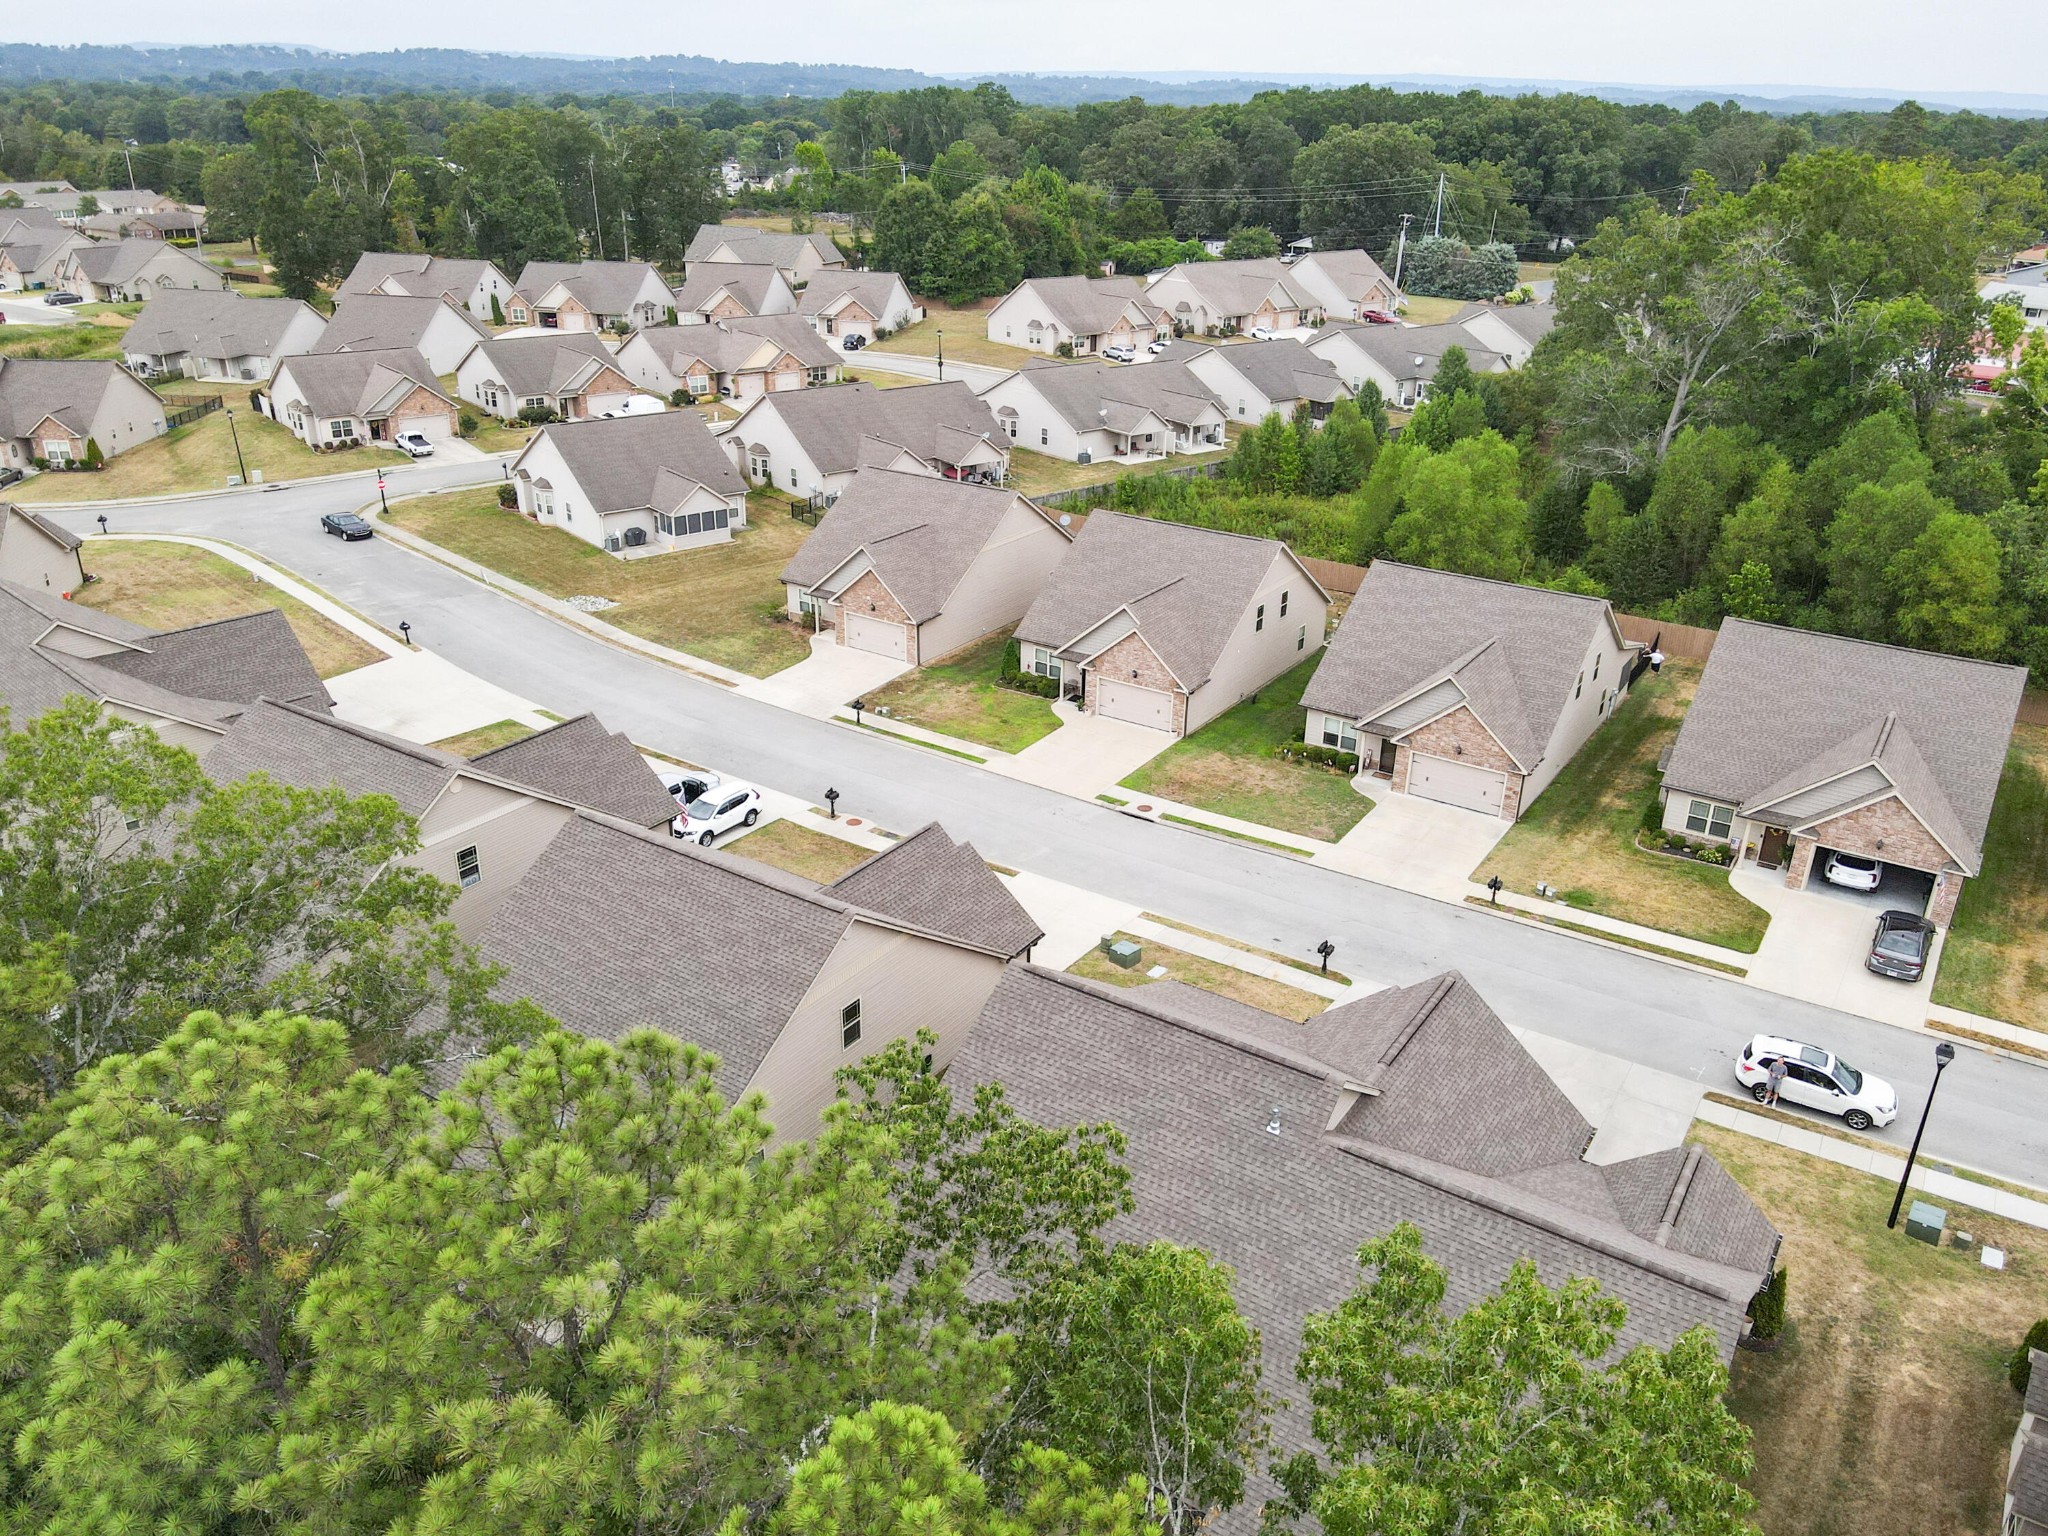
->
[936, 329, 944, 383]
[1887, 1041, 1958, 1229]
[224, 408, 249, 485]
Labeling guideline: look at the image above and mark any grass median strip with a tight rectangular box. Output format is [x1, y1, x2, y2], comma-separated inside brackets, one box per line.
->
[846, 719, 987, 763]
[1137, 912, 1352, 985]
[722, 819, 874, 883]
[1160, 812, 1309, 856]
[1069, 930, 1328, 1021]
[1462, 896, 1749, 975]
[1926, 1018, 2048, 1064]
[429, 719, 537, 757]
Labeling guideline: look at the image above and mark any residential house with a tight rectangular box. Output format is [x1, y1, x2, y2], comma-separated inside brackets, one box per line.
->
[337, 252, 517, 323]
[124, 209, 205, 242]
[1302, 562, 1640, 821]
[1169, 336, 1351, 424]
[798, 269, 922, 344]
[1658, 619, 2026, 925]
[0, 503, 84, 593]
[202, 701, 677, 935]
[0, 577, 329, 754]
[505, 260, 671, 332]
[951, 963, 1779, 1532]
[1014, 511, 1329, 735]
[983, 274, 1172, 356]
[509, 411, 749, 557]
[614, 315, 841, 403]
[1448, 299, 1559, 366]
[1307, 320, 1505, 407]
[70, 189, 182, 224]
[0, 357, 168, 473]
[683, 225, 847, 287]
[1142, 257, 1324, 337]
[479, 813, 1037, 1141]
[1283, 247, 1403, 320]
[979, 357, 1227, 464]
[265, 348, 458, 451]
[0, 215, 92, 291]
[53, 238, 225, 303]
[670, 262, 797, 325]
[721, 380, 1009, 500]
[778, 467, 1073, 662]
[2007, 1350, 2048, 1536]
[454, 333, 637, 423]
[312, 294, 492, 376]
[1981, 278, 2048, 330]
[0, 182, 79, 218]
[122, 290, 327, 382]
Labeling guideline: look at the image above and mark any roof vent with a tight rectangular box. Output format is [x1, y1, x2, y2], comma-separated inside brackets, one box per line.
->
[1265, 1105, 1282, 1137]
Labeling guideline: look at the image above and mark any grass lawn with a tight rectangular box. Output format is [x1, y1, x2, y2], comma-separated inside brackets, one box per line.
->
[870, 299, 1050, 371]
[722, 819, 875, 884]
[863, 629, 1061, 754]
[1397, 295, 1468, 325]
[1702, 1122, 2046, 1536]
[1933, 723, 2048, 1024]
[1120, 655, 1372, 842]
[1004, 438, 1236, 500]
[384, 486, 814, 678]
[1476, 663, 1771, 953]
[1516, 261, 1560, 284]
[429, 719, 537, 757]
[72, 538, 384, 679]
[464, 417, 536, 454]
[1069, 931, 1328, 1021]
[0, 313, 130, 361]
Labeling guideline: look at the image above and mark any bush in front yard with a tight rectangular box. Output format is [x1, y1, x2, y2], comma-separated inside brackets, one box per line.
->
[1748, 1265, 1788, 1341]
[516, 404, 559, 425]
[496, 484, 518, 510]
[2013, 1318, 2048, 1393]
[1271, 744, 1360, 773]
[995, 639, 1061, 697]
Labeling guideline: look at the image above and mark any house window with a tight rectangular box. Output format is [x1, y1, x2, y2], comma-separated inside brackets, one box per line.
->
[841, 999, 862, 1048]
[1320, 716, 1359, 754]
[1575, 671, 1583, 698]
[1254, 603, 1265, 632]
[788, 468, 798, 488]
[1684, 800, 1735, 840]
[1031, 647, 1061, 681]
[524, 397, 546, 411]
[1280, 590, 1290, 617]
[750, 451, 769, 479]
[456, 845, 482, 887]
[1593, 653, 1601, 680]
[1040, 427, 1049, 446]
[807, 367, 831, 385]
[329, 419, 356, 440]
[1297, 624, 1307, 652]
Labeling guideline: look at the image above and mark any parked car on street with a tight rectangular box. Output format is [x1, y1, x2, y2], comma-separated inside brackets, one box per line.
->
[392, 429, 435, 458]
[45, 291, 82, 306]
[1868, 910, 1937, 981]
[674, 780, 761, 845]
[320, 511, 374, 540]
[1358, 309, 1399, 325]
[1823, 851, 1882, 891]
[1734, 1034, 1897, 1130]
[1146, 338, 1170, 354]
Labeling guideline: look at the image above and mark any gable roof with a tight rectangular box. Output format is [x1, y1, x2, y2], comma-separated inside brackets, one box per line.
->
[1292, 247, 1399, 303]
[66, 237, 198, 286]
[89, 608, 331, 713]
[338, 252, 499, 302]
[313, 293, 487, 355]
[1450, 299, 1559, 346]
[463, 332, 618, 397]
[796, 269, 912, 320]
[685, 225, 843, 270]
[1, 502, 81, 555]
[470, 712, 675, 829]
[1150, 256, 1318, 318]
[1318, 320, 1505, 380]
[641, 314, 838, 375]
[824, 821, 1043, 957]
[1004, 356, 1225, 434]
[1661, 619, 2025, 874]
[203, 697, 465, 817]
[729, 380, 1003, 478]
[1176, 337, 1349, 405]
[512, 260, 665, 315]
[1016, 510, 1313, 692]
[271, 348, 449, 421]
[0, 577, 248, 725]
[516, 412, 744, 515]
[0, 356, 142, 441]
[672, 261, 787, 316]
[1303, 562, 1629, 771]
[999, 274, 1166, 336]
[125, 289, 323, 362]
[780, 467, 1067, 623]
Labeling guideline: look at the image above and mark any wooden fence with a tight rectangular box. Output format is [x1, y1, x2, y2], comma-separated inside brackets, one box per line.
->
[1299, 556, 1366, 595]
[1614, 614, 1718, 661]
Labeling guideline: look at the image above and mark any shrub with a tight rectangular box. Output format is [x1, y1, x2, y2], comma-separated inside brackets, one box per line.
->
[2014, 1319, 2048, 1394]
[497, 484, 518, 510]
[489, 294, 505, 325]
[516, 404, 559, 425]
[31, 457, 47, 471]
[458, 411, 479, 438]
[669, 388, 690, 408]
[1748, 1265, 1787, 1340]
[1054, 340, 1075, 359]
[1639, 799, 1664, 835]
[1000, 637, 1023, 679]
[82, 437, 104, 470]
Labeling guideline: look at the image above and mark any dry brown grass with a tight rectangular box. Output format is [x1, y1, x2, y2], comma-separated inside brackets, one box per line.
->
[1701, 1123, 2045, 1536]
[1068, 931, 1327, 1021]
[722, 819, 874, 884]
[12, 397, 376, 502]
[74, 538, 383, 679]
[863, 630, 1060, 754]
[869, 298, 1049, 371]
[1003, 439, 1236, 499]
[430, 719, 537, 757]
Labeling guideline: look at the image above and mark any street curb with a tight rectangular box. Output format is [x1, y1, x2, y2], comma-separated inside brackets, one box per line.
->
[1460, 896, 1754, 983]
[17, 457, 510, 512]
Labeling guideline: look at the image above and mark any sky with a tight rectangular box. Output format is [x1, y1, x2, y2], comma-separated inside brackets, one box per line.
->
[20, 0, 2046, 100]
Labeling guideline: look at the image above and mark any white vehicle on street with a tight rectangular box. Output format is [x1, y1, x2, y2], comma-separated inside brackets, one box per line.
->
[1823, 851, 1882, 891]
[1734, 1034, 1898, 1131]
[661, 768, 720, 809]
[675, 779, 762, 846]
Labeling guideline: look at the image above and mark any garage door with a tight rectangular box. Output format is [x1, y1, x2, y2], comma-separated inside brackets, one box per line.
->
[843, 613, 908, 660]
[400, 410, 456, 441]
[1408, 753, 1506, 815]
[1097, 679, 1175, 731]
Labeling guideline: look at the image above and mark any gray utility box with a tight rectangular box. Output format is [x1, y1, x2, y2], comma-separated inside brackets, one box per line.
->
[1105, 939, 1143, 969]
[1904, 1201, 1947, 1247]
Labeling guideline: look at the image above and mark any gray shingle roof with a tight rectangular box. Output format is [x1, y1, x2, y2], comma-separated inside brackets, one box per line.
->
[270, 348, 447, 421]
[2028, 1348, 2048, 1419]
[463, 332, 617, 398]
[2016, 1434, 2048, 1526]
[338, 252, 498, 302]
[1150, 256, 1319, 318]
[90, 608, 331, 712]
[2, 503, 81, 553]
[1660, 619, 2025, 875]
[125, 290, 323, 363]
[1015, 511, 1300, 692]
[728, 380, 1003, 477]
[1450, 299, 1559, 345]
[1316, 320, 1505, 380]
[779, 467, 1062, 623]
[999, 274, 1166, 336]
[66, 237, 172, 286]
[685, 226, 843, 270]
[313, 293, 486, 355]
[518, 412, 744, 515]
[203, 697, 462, 817]
[470, 712, 675, 829]
[642, 314, 838, 375]
[1179, 337, 1349, 406]
[512, 260, 664, 315]
[824, 821, 1043, 957]
[673, 262, 786, 315]
[0, 357, 141, 440]
[1302, 562, 1627, 770]
[1293, 248, 1399, 303]
[796, 269, 912, 320]
[1006, 356, 1225, 435]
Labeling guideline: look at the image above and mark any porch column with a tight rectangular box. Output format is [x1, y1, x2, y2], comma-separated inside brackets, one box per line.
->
[1784, 836, 1817, 890]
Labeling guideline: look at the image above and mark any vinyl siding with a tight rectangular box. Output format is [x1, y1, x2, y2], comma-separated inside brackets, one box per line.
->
[0, 523, 81, 592]
[1183, 350, 1274, 423]
[85, 372, 170, 458]
[720, 399, 830, 494]
[1522, 618, 1634, 808]
[416, 779, 577, 938]
[916, 499, 1073, 659]
[980, 373, 1093, 462]
[985, 285, 1076, 353]
[1186, 549, 1329, 733]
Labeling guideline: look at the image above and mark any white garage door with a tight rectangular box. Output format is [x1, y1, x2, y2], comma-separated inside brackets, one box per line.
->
[843, 613, 908, 660]
[1097, 679, 1175, 731]
[771, 370, 803, 391]
[399, 410, 456, 441]
[1409, 753, 1506, 815]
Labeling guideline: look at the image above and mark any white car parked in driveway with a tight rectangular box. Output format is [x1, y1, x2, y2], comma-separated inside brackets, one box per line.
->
[1823, 851, 1882, 891]
[393, 429, 435, 458]
[1734, 1034, 1898, 1130]
[675, 780, 762, 846]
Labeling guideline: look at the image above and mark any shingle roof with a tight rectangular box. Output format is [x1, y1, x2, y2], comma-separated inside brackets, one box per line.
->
[1293, 248, 1399, 303]
[0, 357, 139, 440]
[203, 697, 462, 817]
[1660, 619, 2025, 875]
[1303, 562, 1627, 770]
[728, 380, 1003, 477]
[672, 262, 786, 316]
[470, 713, 675, 829]
[951, 964, 1778, 1531]
[463, 332, 617, 398]
[338, 252, 498, 302]
[1, 502, 81, 553]
[824, 821, 1043, 958]
[1450, 299, 1559, 345]
[1315, 320, 1506, 380]
[66, 237, 180, 286]
[1150, 257, 1318, 318]
[2016, 1433, 2048, 1527]
[271, 348, 448, 421]
[512, 260, 665, 316]
[125, 290, 323, 363]
[0, 577, 231, 724]
[1005, 356, 1225, 435]
[89, 608, 331, 712]
[1178, 337, 1349, 406]
[796, 269, 912, 320]
[313, 294, 486, 355]
[684, 226, 843, 270]
[1015, 511, 1301, 692]
[517, 412, 744, 515]
[779, 467, 1061, 622]
[2028, 1348, 2048, 1420]
[642, 314, 838, 375]
[999, 274, 1166, 336]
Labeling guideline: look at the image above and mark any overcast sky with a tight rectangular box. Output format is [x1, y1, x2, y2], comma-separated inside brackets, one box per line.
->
[33, 0, 2045, 100]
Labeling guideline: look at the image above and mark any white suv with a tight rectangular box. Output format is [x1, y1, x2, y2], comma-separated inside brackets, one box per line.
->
[1734, 1034, 1898, 1131]
[676, 780, 762, 846]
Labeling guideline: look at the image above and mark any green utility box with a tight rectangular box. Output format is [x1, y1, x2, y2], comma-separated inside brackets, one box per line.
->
[1905, 1201, 1946, 1247]
[1106, 939, 1143, 969]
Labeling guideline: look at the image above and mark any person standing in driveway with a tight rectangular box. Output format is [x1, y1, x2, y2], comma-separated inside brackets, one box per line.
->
[1764, 1056, 1788, 1107]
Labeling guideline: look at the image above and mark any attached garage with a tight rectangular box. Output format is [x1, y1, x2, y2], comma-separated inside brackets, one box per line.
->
[1408, 753, 1507, 816]
[1097, 678, 1176, 731]
[843, 611, 909, 661]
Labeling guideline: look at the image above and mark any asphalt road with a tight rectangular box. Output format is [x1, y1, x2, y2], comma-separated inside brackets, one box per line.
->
[45, 470, 2048, 1190]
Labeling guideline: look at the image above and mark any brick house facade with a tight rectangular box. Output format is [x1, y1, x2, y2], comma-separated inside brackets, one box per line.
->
[1081, 630, 1188, 735]
[1785, 794, 1966, 923]
[1391, 705, 1526, 821]
[832, 569, 917, 664]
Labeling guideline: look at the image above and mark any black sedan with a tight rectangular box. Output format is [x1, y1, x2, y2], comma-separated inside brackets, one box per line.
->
[1867, 909, 1936, 981]
[321, 511, 373, 541]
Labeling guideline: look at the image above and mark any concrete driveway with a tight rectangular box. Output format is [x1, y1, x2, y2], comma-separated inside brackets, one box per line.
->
[996, 699, 1173, 796]
[1315, 779, 1510, 900]
[734, 630, 908, 719]
[1732, 865, 1938, 1028]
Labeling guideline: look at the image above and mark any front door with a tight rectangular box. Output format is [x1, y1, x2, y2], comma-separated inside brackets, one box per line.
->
[1377, 739, 1398, 774]
[1758, 825, 1788, 869]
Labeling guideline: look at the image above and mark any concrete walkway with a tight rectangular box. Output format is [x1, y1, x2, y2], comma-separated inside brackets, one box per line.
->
[736, 630, 908, 718]
[1124, 914, 1363, 1001]
[1000, 870, 1143, 970]
[849, 350, 1012, 392]
[1513, 1027, 1705, 1164]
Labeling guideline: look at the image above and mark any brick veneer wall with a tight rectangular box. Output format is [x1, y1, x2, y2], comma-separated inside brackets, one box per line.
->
[387, 385, 456, 433]
[833, 569, 917, 663]
[1784, 836, 1817, 889]
[1084, 629, 1187, 734]
[1803, 794, 1955, 876]
[1396, 705, 1525, 820]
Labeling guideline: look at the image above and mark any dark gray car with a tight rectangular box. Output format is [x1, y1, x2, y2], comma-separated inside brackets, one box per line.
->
[1868, 909, 1935, 981]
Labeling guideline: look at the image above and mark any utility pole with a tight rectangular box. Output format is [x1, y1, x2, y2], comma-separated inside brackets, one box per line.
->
[589, 158, 604, 260]
[1391, 213, 1413, 294]
[121, 138, 138, 192]
[620, 208, 630, 262]
[1432, 171, 1445, 239]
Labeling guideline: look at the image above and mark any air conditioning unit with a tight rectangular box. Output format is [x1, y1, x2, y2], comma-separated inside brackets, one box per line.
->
[1076, 450, 1092, 465]
[604, 535, 623, 552]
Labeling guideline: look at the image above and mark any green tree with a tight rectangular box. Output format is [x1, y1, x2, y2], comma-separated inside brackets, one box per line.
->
[1431, 344, 1475, 402]
[939, 190, 1026, 305]
[1292, 122, 1438, 253]
[199, 145, 265, 244]
[1823, 479, 1947, 639]
[441, 112, 579, 272]
[1888, 510, 2007, 656]
[1383, 432, 1528, 580]
[1723, 559, 1783, 621]
[874, 177, 952, 294]
[1111, 187, 1170, 241]
[931, 138, 996, 199]
[1711, 460, 1815, 598]
[1404, 388, 1487, 451]
[1220, 225, 1279, 259]
[1268, 1223, 1756, 1536]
